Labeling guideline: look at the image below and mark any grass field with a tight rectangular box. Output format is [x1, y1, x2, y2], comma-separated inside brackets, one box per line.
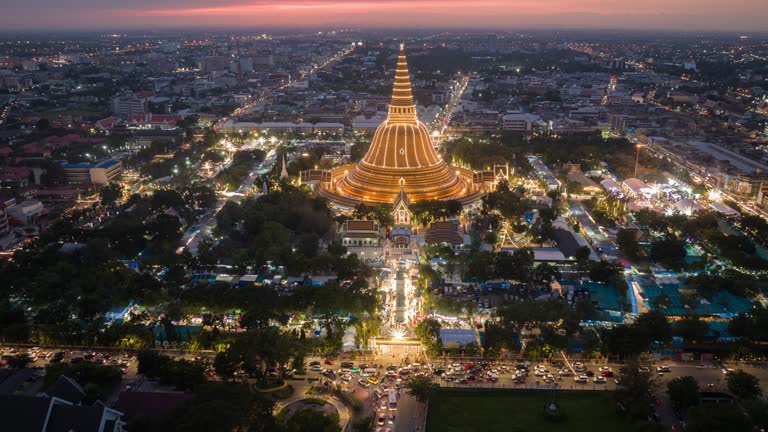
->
[426, 389, 631, 432]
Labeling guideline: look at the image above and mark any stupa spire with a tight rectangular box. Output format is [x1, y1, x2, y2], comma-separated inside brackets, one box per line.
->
[387, 43, 417, 123]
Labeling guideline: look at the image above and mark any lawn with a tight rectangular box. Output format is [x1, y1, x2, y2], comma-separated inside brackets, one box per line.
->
[426, 389, 632, 432]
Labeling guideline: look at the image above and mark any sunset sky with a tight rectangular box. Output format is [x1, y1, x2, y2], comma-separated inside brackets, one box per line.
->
[2, 0, 767, 32]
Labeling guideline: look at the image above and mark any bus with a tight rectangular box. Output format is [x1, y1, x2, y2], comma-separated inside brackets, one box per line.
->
[388, 389, 397, 410]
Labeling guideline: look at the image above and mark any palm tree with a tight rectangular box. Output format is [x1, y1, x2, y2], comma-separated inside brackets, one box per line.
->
[404, 375, 439, 405]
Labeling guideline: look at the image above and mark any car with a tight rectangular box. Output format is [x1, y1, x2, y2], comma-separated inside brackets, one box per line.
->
[458, 378, 470, 384]
[601, 370, 614, 377]
[584, 370, 595, 377]
[310, 365, 323, 372]
[599, 366, 612, 372]
[341, 374, 352, 381]
[324, 359, 334, 365]
[367, 377, 380, 385]
[638, 367, 650, 374]
[351, 366, 361, 374]
[309, 361, 321, 366]
[341, 362, 354, 369]
[721, 368, 735, 375]
[657, 366, 671, 373]
[388, 415, 396, 425]
[433, 368, 445, 376]
[559, 369, 573, 376]
[574, 375, 588, 383]
[380, 383, 389, 390]
[374, 389, 384, 398]
[377, 414, 385, 426]
[594, 376, 607, 384]
[340, 368, 351, 374]
[357, 379, 370, 388]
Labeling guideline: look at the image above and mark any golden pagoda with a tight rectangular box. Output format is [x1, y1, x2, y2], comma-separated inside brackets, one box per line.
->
[317, 44, 480, 206]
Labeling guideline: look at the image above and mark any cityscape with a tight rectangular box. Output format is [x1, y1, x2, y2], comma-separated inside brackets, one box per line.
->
[0, 2, 768, 432]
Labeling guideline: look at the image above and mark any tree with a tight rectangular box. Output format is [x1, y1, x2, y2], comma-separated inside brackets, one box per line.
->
[743, 398, 768, 431]
[99, 182, 123, 207]
[616, 228, 641, 259]
[673, 315, 709, 344]
[615, 359, 658, 421]
[650, 236, 687, 270]
[248, 397, 281, 432]
[36, 118, 50, 130]
[285, 410, 340, 432]
[685, 404, 753, 432]
[666, 376, 700, 413]
[404, 375, 439, 405]
[634, 310, 672, 344]
[8, 353, 32, 369]
[414, 318, 442, 355]
[726, 369, 762, 400]
[213, 350, 238, 382]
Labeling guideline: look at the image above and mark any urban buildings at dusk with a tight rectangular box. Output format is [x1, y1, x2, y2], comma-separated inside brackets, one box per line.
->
[0, 3, 768, 432]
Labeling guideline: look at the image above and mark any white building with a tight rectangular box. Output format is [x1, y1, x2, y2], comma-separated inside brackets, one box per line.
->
[502, 112, 541, 132]
[111, 93, 147, 117]
[5, 200, 44, 225]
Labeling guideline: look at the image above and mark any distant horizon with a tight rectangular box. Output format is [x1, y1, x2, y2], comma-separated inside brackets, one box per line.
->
[2, 0, 767, 33]
[0, 26, 766, 38]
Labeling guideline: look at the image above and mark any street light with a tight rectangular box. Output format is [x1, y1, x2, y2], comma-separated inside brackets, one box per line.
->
[634, 144, 646, 178]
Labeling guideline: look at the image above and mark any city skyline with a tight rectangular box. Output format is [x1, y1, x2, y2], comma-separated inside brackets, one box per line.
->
[2, 0, 768, 32]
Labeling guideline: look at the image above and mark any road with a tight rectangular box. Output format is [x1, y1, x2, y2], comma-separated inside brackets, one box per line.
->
[181, 151, 277, 254]
[215, 46, 354, 132]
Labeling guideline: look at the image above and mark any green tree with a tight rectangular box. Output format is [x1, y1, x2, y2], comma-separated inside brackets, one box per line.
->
[615, 359, 658, 421]
[285, 410, 340, 432]
[616, 228, 641, 259]
[414, 318, 442, 355]
[666, 376, 700, 413]
[673, 315, 709, 344]
[404, 375, 439, 405]
[634, 310, 672, 344]
[214, 350, 238, 382]
[650, 236, 687, 270]
[726, 369, 762, 400]
[743, 398, 768, 431]
[99, 182, 123, 207]
[8, 353, 32, 369]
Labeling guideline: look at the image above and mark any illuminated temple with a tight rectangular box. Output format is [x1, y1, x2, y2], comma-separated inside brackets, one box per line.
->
[308, 44, 484, 207]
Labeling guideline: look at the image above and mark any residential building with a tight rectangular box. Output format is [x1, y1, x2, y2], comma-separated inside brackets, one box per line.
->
[0, 394, 125, 432]
[111, 93, 147, 118]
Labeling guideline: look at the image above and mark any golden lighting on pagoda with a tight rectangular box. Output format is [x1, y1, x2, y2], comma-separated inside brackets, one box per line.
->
[318, 44, 478, 206]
